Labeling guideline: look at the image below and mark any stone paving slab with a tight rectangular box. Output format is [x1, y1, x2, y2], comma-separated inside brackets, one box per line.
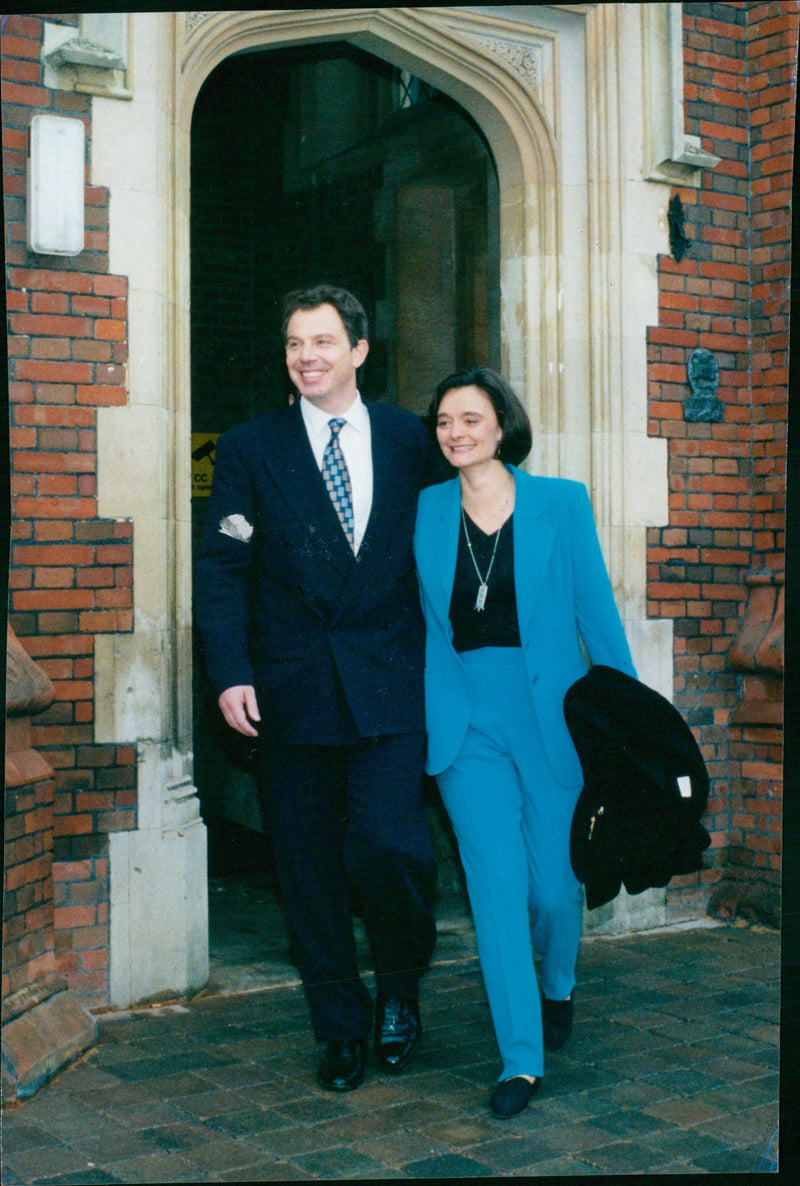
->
[1, 921, 782, 1181]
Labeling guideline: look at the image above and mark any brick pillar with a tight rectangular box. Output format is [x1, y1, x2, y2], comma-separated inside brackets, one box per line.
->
[708, 572, 784, 925]
[3, 626, 96, 1102]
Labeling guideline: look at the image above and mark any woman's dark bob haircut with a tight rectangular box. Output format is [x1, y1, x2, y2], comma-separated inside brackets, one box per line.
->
[427, 366, 532, 467]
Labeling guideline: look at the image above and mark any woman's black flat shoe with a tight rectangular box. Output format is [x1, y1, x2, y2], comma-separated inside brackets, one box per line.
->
[490, 1075, 541, 1118]
[542, 994, 573, 1052]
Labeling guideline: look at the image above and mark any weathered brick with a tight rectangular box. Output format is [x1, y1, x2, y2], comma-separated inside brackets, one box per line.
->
[75, 385, 127, 406]
[92, 275, 127, 297]
[1, 79, 52, 106]
[1, 34, 43, 59]
[15, 360, 93, 384]
[14, 496, 97, 520]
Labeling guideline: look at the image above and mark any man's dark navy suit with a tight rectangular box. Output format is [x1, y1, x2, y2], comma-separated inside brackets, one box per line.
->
[195, 398, 439, 1041]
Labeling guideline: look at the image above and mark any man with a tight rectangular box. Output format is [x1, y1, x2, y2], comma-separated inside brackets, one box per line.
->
[194, 285, 439, 1091]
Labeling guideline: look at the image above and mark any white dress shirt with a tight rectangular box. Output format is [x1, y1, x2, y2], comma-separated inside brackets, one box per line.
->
[300, 392, 373, 553]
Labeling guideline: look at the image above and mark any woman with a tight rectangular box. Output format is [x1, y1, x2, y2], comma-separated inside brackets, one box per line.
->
[414, 368, 635, 1118]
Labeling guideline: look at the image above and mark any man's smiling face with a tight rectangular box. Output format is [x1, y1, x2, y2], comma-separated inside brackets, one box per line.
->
[285, 303, 368, 414]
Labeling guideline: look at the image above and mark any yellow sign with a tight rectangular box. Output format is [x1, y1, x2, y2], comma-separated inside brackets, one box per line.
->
[191, 433, 219, 498]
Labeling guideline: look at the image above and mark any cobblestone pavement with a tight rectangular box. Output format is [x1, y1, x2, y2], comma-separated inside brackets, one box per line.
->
[1, 887, 781, 1182]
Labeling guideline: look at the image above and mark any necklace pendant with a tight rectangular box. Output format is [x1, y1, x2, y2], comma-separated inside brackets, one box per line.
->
[474, 583, 488, 612]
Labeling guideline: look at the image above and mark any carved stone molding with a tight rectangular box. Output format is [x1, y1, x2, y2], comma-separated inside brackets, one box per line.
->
[438, 10, 556, 131]
[185, 12, 215, 37]
[46, 37, 124, 71]
[42, 15, 130, 99]
[163, 776, 204, 837]
[465, 34, 540, 93]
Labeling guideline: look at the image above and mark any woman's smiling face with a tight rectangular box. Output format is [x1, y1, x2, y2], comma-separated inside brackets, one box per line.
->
[435, 386, 503, 471]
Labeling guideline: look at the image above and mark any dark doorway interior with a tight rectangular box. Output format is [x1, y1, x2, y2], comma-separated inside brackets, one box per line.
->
[190, 43, 499, 890]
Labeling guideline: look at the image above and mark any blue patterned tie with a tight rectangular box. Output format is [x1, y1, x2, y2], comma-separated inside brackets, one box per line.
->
[321, 418, 355, 549]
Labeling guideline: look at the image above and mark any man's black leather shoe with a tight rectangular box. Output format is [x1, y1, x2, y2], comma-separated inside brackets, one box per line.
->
[317, 1039, 367, 1091]
[542, 994, 573, 1052]
[374, 995, 421, 1071]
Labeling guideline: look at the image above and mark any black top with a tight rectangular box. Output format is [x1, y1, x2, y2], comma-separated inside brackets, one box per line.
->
[449, 511, 521, 652]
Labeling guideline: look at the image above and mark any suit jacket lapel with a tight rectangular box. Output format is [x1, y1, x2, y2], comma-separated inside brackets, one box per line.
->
[413, 478, 459, 631]
[333, 402, 405, 614]
[435, 480, 461, 616]
[513, 468, 556, 637]
[359, 403, 389, 554]
[260, 402, 355, 576]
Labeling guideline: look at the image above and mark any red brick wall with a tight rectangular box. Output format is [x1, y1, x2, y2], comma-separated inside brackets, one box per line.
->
[4, 13, 136, 1003]
[3, 772, 56, 1000]
[722, 1, 792, 916]
[649, 1, 794, 922]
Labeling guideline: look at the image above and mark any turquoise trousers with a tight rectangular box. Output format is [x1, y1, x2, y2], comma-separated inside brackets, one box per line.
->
[436, 647, 584, 1080]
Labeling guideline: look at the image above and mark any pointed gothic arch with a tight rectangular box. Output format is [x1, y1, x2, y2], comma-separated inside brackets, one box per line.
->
[176, 6, 562, 465]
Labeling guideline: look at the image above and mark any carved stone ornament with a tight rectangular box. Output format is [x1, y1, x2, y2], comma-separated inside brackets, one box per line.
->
[466, 34, 541, 93]
[45, 37, 125, 71]
[436, 8, 555, 122]
[185, 12, 215, 36]
[683, 347, 723, 422]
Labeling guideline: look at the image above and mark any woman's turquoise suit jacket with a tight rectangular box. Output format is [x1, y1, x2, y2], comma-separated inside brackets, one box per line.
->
[414, 466, 637, 781]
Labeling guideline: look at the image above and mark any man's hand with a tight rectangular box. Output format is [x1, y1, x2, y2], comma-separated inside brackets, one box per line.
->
[218, 685, 261, 737]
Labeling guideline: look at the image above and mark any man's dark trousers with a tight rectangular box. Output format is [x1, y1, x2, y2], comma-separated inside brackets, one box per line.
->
[259, 732, 437, 1042]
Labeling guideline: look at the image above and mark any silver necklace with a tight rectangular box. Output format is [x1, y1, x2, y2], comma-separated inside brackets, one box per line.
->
[461, 507, 503, 612]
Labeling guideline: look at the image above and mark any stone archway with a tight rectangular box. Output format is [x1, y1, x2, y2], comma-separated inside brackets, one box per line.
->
[177, 7, 561, 466]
